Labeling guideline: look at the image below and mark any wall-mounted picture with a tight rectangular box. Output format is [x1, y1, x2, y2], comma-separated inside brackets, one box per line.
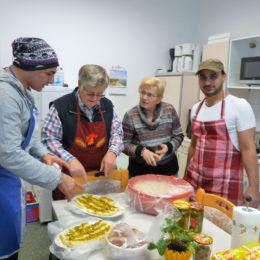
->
[109, 68, 127, 88]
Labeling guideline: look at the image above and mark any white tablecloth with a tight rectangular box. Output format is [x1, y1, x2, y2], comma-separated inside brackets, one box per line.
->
[50, 192, 231, 260]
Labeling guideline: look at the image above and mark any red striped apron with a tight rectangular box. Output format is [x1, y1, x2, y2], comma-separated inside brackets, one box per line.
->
[184, 99, 244, 206]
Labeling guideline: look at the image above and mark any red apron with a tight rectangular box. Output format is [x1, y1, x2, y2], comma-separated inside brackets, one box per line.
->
[184, 99, 244, 206]
[67, 99, 108, 170]
[54, 99, 108, 199]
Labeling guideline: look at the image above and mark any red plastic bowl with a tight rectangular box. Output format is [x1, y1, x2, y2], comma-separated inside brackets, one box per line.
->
[127, 174, 193, 215]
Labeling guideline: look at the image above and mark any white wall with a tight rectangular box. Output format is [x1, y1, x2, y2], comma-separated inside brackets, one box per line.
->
[2, 0, 260, 121]
[196, 0, 260, 44]
[0, 0, 198, 119]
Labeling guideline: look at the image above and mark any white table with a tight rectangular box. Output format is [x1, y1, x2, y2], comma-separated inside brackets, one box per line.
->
[50, 192, 231, 260]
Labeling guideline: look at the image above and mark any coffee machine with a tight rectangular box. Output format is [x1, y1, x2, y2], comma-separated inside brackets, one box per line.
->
[172, 44, 182, 72]
[181, 43, 194, 72]
[171, 43, 202, 73]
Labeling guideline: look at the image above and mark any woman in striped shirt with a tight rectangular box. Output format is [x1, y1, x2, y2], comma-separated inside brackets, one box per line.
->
[122, 77, 184, 177]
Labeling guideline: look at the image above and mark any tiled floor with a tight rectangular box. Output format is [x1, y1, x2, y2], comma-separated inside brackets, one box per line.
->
[19, 221, 51, 260]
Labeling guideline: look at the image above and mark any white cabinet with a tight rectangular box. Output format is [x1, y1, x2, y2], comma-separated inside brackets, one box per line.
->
[227, 35, 260, 89]
[202, 41, 230, 72]
[160, 75, 182, 113]
[32, 185, 53, 223]
[31, 85, 74, 223]
[157, 74, 200, 136]
[177, 137, 191, 179]
[32, 86, 74, 137]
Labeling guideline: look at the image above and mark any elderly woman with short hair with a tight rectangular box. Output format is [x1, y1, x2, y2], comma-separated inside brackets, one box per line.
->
[122, 76, 184, 177]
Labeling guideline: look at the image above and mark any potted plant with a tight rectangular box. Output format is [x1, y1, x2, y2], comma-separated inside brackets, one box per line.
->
[148, 218, 197, 260]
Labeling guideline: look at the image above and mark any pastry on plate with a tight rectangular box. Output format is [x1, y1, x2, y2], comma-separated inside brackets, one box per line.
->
[59, 220, 113, 248]
[73, 194, 120, 217]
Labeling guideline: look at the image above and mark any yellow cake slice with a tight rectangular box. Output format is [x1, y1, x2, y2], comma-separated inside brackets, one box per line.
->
[73, 194, 120, 216]
[59, 220, 113, 248]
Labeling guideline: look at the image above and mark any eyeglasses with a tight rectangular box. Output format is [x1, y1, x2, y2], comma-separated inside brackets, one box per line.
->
[83, 89, 105, 98]
[140, 90, 157, 98]
[198, 73, 220, 82]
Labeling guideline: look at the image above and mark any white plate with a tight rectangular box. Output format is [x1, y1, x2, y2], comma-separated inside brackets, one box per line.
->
[71, 194, 123, 219]
[55, 219, 113, 249]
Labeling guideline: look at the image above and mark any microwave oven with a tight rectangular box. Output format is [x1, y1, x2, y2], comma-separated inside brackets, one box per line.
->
[240, 56, 260, 85]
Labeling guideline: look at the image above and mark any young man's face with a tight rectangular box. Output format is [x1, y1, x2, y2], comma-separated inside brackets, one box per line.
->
[29, 68, 57, 92]
[198, 69, 226, 97]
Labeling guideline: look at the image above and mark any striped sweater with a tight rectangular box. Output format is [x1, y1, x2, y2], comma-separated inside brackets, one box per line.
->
[122, 102, 184, 164]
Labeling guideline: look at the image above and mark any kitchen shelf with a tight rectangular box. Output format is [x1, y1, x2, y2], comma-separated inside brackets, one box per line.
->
[228, 85, 260, 90]
[227, 35, 260, 89]
[155, 71, 195, 77]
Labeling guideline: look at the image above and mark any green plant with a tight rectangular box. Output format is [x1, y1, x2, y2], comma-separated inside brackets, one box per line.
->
[148, 218, 197, 256]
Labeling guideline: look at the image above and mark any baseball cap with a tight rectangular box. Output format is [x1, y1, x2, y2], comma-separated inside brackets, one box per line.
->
[196, 58, 225, 75]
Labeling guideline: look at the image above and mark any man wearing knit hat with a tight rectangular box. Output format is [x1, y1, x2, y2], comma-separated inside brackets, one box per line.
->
[184, 58, 260, 208]
[0, 37, 85, 260]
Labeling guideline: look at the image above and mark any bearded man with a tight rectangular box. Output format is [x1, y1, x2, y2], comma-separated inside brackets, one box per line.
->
[184, 58, 260, 208]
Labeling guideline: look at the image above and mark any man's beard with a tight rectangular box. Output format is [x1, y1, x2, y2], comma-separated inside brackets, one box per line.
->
[202, 82, 223, 97]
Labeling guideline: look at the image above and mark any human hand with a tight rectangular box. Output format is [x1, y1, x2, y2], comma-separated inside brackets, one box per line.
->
[43, 154, 70, 170]
[57, 173, 84, 201]
[155, 144, 168, 160]
[68, 158, 87, 184]
[244, 186, 260, 208]
[142, 148, 160, 167]
[100, 151, 117, 176]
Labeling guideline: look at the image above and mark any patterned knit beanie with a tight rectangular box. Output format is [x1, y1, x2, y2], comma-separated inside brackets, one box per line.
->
[12, 37, 59, 71]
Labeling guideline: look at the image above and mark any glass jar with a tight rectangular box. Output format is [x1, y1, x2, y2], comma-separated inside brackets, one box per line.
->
[190, 202, 204, 233]
[172, 200, 190, 230]
[193, 233, 213, 260]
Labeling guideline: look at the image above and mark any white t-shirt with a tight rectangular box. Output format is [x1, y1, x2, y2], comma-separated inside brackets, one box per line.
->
[191, 95, 256, 151]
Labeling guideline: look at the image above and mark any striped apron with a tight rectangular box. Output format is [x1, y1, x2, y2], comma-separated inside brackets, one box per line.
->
[184, 99, 244, 206]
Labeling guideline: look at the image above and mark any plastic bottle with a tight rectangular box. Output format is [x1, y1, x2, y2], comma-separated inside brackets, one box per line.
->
[53, 69, 58, 86]
[54, 67, 64, 86]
